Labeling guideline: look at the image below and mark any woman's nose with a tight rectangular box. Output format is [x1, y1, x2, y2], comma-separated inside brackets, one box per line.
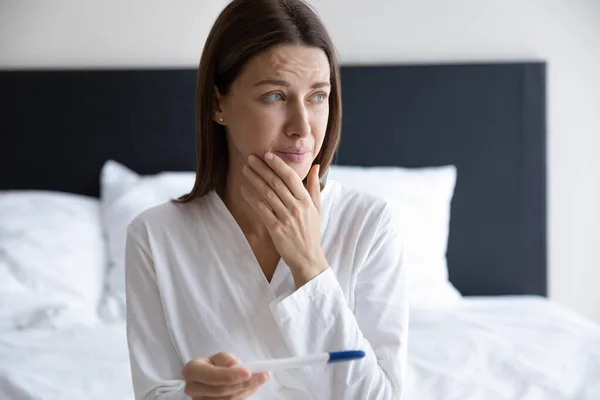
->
[285, 102, 311, 138]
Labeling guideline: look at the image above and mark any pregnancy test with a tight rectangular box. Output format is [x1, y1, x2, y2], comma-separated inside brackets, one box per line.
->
[241, 350, 365, 373]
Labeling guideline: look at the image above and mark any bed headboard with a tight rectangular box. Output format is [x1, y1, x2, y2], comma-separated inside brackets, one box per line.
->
[0, 62, 547, 297]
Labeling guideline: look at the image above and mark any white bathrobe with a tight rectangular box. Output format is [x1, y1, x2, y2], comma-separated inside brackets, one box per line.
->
[125, 179, 408, 400]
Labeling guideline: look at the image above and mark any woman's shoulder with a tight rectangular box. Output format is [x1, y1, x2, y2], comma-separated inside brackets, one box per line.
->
[126, 195, 211, 240]
[325, 179, 395, 231]
[323, 180, 402, 271]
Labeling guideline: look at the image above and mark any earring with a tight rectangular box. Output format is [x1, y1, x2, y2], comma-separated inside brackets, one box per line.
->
[218, 118, 224, 124]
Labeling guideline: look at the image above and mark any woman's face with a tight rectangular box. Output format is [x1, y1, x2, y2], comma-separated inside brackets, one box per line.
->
[214, 44, 331, 181]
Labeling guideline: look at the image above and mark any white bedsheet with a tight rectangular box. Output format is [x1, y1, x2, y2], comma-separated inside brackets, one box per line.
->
[0, 296, 599, 400]
[405, 296, 600, 400]
[0, 324, 132, 400]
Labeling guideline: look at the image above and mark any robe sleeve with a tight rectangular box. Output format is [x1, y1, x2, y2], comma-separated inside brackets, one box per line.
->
[268, 204, 409, 399]
[125, 224, 187, 400]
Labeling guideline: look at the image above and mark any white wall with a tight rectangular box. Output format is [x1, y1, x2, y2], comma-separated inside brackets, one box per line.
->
[1, 0, 599, 321]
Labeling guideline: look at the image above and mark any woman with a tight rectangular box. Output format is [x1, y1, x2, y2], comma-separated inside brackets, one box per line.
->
[125, 0, 408, 399]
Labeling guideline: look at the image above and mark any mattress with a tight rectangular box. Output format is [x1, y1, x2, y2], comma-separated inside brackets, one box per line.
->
[0, 296, 599, 400]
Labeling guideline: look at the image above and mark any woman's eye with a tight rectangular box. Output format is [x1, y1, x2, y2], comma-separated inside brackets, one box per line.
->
[310, 93, 327, 103]
[264, 93, 284, 102]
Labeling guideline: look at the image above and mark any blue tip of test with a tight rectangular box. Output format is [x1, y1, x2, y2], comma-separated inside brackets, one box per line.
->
[327, 350, 366, 363]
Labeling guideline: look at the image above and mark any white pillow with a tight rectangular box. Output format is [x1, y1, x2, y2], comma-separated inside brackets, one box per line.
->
[99, 160, 195, 321]
[0, 191, 106, 330]
[328, 165, 462, 309]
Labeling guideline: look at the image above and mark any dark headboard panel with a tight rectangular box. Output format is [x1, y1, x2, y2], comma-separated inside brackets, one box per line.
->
[0, 62, 547, 297]
[337, 63, 547, 297]
[0, 70, 198, 196]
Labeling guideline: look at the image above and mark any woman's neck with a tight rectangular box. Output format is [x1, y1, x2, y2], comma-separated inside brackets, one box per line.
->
[221, 164, 270, 239]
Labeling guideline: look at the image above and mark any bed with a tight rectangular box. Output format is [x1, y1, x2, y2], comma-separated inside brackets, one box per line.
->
[0, 297, 598, 399]
[1, 63, 600, 400]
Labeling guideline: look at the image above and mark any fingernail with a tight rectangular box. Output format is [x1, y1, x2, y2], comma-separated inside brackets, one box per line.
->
[248, 155, 255, 162]
[265, 152, 274, 160]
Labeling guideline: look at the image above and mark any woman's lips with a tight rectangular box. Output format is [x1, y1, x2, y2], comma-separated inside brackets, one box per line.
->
[274, 151, 310, 163]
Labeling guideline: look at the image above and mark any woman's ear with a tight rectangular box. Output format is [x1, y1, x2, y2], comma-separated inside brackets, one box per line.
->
[212, 86, 226, 124]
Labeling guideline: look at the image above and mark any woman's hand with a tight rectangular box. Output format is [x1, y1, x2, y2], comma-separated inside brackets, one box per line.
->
[241, 152, 329, 288]
[182, 352, 269, 399]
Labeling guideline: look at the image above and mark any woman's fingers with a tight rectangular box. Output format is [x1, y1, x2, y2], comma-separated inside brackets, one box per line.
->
[209, 352, 241, 368]
[232, 381, 264, 400]
[252, 153, 307, 201]
[242, 162, 289, 218]
[182, 358, 250, 386]
[240, 184, 278, 228]
[184, 372, 270, 398]
[306, 164, 322, 215]
[182, 353, 270, 399]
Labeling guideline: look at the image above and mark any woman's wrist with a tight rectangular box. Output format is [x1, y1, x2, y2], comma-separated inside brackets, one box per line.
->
[291, 254, 329, 289]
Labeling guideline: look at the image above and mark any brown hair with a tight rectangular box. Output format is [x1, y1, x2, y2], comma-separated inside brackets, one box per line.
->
[177, 0, 342, 203]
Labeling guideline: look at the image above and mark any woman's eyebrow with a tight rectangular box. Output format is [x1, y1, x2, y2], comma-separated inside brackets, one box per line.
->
[253, 79, 331, 89]
[311, 81, 331, 89]
[253, 79, 289, 87]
